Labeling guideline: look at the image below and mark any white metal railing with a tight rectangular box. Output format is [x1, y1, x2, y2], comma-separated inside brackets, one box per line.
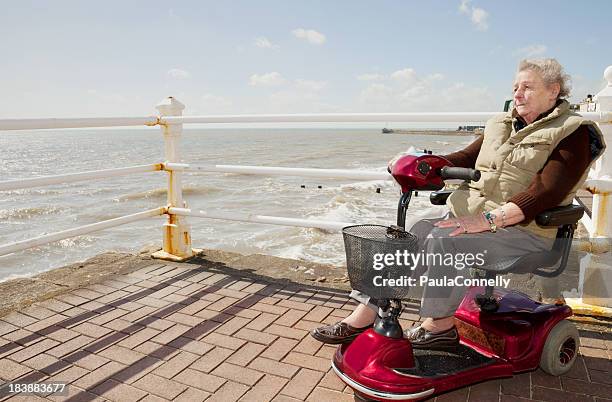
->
[1, 66, 612, 262]
[0, 164, 163, 191]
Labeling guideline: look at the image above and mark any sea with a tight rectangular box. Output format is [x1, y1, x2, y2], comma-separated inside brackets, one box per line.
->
[0, 128, 474, 282]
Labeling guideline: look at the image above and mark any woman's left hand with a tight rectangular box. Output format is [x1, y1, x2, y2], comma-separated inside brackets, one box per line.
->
[434, 214, 490, 237]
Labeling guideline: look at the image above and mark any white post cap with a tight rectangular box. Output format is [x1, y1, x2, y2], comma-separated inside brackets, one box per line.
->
[156, 96, 185, 116]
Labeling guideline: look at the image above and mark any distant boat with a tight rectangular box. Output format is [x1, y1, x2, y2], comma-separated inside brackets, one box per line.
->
[382, 128, 394, 134]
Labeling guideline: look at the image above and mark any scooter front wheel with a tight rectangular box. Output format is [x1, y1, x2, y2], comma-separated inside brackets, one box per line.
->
[539, 320, 580, 376]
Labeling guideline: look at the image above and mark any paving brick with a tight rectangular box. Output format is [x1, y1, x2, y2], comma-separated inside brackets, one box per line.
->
[307, 387, 353, 401]
[117, 327, 160, 349]
[90, 378, 148, 401]
[293, 335, 323, 356]
[174, 387, 211, 402]
[46, 335, 94, 358]
[153, 351, 199, 378]
[71, 322, 113, 338]
[216, 316, 252, 336]
[0, 320, 19, 337]
[248, 357, 299, 379]
[173, 367, 226, 392]
[265, 324, 307, 341]
[562, 355, 590, 380]
[163, 312, 203, 327]
[0, 359, 32, 380]
[303, 306, 333, 323]
[178, 299, 212, 315]
[22, 353, 69, 374]
[211, 362, 264, 386]
[2, 328, 39, 346]
[280, 368, 324, 399]
[294, 320, 322, 332]
[168, 336, 214, 355]
[246, 312, 278, 331]
[328, 309, 351, 319]
[21, 305, 57, 320]
[207, 297, 240, 312]
[250, 302, 288, 316]
[317, 369, 345, 391]
[235, 328, 278, 345]
[261, 337, 299, 361]
[469, 379, 501, 401]
[121, 306, 158, 323]
[73, 361, 127, 389]
[275, 309, 308, 328]
[240, 374, 288, 402]
[191, 347, 234, 373]
[98, 344, 147, 365]
[133, 341, 180, 360]
[283, 352, 330, 372]
[138, 394, 167, 402]
[201, 332, 246, 350]
[24, 314, 68, 333]
[88, 308, 129, 325]
[590, 368, 612, 385]
[436, 386, 469, 401]
[531, 385, 593, 402]
[562, 377, 612, 398]
[530, 369, 561, 389]
[36, 326, 79, 343]
[272, 395, 302, 402]
[46, 364, 90, 384]
[500, 373, 531, 398]
[150, 323, 189, 345]
[581, 347, 612, 372]
[133, 373, 188, 399]
[8, 338, 60, 362]
[227, 342, 266, 366]
[142, 318, 176, 332]
[111, 355, 163, 384]
[580, 335, 608, 349]
[2, 311, 39, 327]
[242, 282, 268, 294]
[277, 299, 313, 312]
[65, 350, 110, 371]
[207, 380, 250, 402]
[55, 293, 89, 306]
[315, 345, 337, 359]
[46, 385, 104, 402]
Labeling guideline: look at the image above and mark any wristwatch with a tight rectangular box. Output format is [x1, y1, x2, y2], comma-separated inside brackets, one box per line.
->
[483, 211, 497, 233]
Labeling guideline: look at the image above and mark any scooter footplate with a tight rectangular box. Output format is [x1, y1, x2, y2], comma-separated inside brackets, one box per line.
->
[395, 345, 494, 377]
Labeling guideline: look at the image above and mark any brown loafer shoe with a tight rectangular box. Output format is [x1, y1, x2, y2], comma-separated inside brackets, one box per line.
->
[404, 325, 459, 351]
[311, 321, 370, 344]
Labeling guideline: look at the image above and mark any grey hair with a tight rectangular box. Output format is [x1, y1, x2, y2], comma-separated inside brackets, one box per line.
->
[517, 58, 571, 98]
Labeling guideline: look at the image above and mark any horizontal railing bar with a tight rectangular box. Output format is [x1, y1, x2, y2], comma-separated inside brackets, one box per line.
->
[0, 208, 165, 257]
[165, 163, 392, 181]
[161, 111, 612, 125]
[0, 116, 158, 131]
[169, 207, 353, 231]
[0, 164, 163, 191]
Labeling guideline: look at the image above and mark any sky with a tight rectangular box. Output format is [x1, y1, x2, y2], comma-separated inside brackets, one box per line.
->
[1, 0, 611, 120]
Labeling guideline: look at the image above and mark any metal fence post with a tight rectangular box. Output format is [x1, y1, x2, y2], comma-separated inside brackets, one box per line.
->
[568, 66, 612, 315]
[152, 97, 196, 261]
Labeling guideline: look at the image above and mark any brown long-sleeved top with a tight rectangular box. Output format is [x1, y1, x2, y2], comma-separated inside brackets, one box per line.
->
[443, 119, 591, 223]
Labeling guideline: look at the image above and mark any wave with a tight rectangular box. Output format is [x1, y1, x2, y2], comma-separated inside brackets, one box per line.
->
[0, 206, 64, 220]
[115, 185, 221, 202]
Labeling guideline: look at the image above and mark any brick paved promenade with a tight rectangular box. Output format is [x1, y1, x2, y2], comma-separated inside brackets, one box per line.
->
[0, 260, 610, 401]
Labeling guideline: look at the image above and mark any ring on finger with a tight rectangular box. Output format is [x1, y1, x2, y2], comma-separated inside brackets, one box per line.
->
[456, 222, 461, 228]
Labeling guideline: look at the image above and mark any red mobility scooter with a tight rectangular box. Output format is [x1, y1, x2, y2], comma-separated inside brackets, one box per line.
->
[333, 152, 583, 401]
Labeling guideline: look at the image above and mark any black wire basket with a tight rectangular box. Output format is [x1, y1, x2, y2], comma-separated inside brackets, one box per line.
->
[342, 224, 419, 299]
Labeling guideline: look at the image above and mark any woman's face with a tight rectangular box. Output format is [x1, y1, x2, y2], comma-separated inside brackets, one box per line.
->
[512, 69, 560, 124]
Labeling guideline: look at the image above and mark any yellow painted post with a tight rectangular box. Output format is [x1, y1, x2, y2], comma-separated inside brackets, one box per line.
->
[152, 97, 197, 261]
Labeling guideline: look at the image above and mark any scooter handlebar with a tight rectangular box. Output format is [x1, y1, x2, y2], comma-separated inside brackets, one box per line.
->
[439, 166, 481, 182]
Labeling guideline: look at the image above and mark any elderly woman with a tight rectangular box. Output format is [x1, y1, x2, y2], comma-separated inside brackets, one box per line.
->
[311, 58, 605, 350]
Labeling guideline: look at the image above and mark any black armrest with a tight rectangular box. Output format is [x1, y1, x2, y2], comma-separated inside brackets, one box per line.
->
[430, 190, 453, 205]
[535, 205, 584, 227]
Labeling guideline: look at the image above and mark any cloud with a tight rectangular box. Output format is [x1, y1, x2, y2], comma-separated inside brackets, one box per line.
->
[459, 0, 489, 31]
[199, 94, 234, 113]
[254, 37, 279, 49]
[513, 44, 547, 58]
[295, 79, 327, 92]
[292, 28, 326, 45]
[249, 72, 286, 86]
[167, 68, 191, 79]
[357, 67, 496, 112]
[356, 73, 386, 81]
[391, 68, 418, 86]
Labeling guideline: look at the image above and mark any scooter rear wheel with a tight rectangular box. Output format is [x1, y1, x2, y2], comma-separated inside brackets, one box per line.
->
[539, 320, 579, 376]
